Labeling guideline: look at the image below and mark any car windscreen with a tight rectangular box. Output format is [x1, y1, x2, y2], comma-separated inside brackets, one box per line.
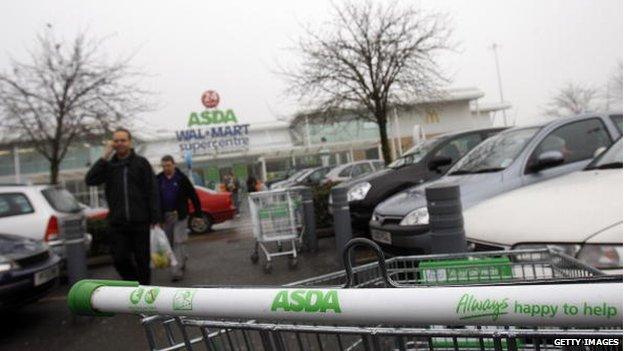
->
[287, 169, 308, 182]
[585, 138, 622, 170]
[388, 138, 439, 169]
[448, 128, 539, 175]
[41, 188, 82, 213]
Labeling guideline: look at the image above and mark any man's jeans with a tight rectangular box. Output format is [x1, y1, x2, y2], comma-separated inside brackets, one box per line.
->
[162, 211, 188, 278]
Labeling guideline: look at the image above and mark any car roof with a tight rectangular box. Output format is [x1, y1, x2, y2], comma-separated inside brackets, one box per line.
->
[0, 184, 52, 192]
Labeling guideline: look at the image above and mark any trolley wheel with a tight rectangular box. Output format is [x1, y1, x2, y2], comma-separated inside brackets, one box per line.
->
[250, 252, 259, 264]
[288, 257, 298, 269]
[263, 262, 273, 274]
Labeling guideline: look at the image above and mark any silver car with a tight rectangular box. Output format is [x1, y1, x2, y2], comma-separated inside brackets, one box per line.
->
[369, 113, 622, 254]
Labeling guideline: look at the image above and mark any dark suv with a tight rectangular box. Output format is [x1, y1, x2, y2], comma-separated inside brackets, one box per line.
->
[344, 127, 506, 234]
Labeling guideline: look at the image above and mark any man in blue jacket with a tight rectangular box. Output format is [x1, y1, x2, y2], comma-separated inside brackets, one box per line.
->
[85, 128, 160, 285]
[157, 155, 201, 281]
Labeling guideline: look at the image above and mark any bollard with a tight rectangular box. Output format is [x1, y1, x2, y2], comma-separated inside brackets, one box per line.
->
[300, 186, 318, 252]
[331, 184, 353, 267]
[425, 185, 467, 254]
[63, 218, 88, 285]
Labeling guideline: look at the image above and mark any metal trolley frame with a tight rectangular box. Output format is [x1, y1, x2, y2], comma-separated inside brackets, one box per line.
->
[248, 189, 304, 273]
[69, 239, 623, 351]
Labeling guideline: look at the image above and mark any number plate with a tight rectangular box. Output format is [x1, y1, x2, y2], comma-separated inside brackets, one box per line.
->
[371, 229, 392, 244]
[34, 265, 59, 287]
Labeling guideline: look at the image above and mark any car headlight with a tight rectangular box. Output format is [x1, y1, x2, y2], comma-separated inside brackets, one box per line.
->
[347, 182, 372, 202]
[0, 255, 18, 273]
[577, 244, 622, 270]
[399, 207, 429, 226]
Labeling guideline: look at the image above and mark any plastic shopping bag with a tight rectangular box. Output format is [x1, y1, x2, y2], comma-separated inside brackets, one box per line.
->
[150, 226, 178, 269]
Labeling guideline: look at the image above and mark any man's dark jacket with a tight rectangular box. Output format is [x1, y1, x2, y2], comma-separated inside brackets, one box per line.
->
[85, 150, 160, 225]
[156, 168, 201, 222]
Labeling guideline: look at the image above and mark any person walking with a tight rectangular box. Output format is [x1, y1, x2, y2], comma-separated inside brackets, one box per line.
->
[85, 128, 160, 285]
[225, 172, 240, 214]
[157, 155, 202, 281]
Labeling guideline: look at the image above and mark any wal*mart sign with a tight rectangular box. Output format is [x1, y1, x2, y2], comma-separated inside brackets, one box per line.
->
[176, 93, 251, 156]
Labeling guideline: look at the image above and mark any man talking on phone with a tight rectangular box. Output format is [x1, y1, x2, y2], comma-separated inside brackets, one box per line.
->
[85, 128, 160, 284]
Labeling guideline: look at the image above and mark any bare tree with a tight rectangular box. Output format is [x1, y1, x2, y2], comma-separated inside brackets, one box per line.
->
[0, 27, 151, 183]
[544, 82, 600, 118]
[283, 0, 453, 163]
[608, 60, 622, 110]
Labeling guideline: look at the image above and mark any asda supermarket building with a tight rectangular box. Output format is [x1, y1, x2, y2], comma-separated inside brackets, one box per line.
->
[0, 87, 509, 205]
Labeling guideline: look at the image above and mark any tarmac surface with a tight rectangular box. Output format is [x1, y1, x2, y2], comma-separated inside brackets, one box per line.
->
[0, 214, 348, 351]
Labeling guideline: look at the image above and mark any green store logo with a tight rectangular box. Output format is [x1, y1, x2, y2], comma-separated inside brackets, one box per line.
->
[144, 288, 160, 304]
[271, 290, 341, 313]
[173, 289, 196, 311]
[130, 288, 145, 305]
[456, 293, 509, 321]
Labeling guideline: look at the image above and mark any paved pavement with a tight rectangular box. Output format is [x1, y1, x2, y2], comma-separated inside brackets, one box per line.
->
[0, 216, 347, 351]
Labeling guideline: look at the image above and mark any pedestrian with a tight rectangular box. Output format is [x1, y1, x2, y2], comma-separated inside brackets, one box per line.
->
[85, 128, 160, 285]
[156, 155, 202, 282]
[246, 175, 257, 193]
[225, 172, 240, 213]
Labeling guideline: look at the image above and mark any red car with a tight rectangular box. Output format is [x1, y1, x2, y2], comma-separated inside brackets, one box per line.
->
[187, 186, 236, 234]
[82, 186, 236, 234]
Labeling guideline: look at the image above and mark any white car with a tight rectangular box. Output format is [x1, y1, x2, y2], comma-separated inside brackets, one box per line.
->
[0, 185, 91, 258]
[323, 159, 385, 184]
[464, 138, 623, 273]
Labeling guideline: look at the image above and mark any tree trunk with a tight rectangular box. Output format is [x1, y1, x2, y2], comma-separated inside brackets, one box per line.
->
[50, 159, 60, 185]
[377, 116, 393, 165]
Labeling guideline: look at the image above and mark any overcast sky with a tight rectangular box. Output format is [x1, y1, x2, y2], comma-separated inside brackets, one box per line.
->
[0, 0, 621, 130]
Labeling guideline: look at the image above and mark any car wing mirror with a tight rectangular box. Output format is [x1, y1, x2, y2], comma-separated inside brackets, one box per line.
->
[531, 150, 565, 172]
[427, 156, 453, 172]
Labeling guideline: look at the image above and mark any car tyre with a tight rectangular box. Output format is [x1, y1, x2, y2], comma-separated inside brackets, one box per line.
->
[188, 212, 212, 234]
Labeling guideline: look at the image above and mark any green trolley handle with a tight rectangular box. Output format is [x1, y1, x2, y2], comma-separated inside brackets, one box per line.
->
[68, 279, 139, 317]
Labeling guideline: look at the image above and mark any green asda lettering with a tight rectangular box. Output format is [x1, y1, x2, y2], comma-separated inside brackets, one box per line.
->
[271, 290, 341, 313]
[188, 110, 238, 127]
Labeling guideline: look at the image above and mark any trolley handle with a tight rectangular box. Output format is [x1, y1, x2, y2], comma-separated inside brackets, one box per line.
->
[342, 238, 400, 288]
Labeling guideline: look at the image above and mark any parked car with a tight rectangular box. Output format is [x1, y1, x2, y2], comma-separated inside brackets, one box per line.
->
[0, 233, 61, 309]
[369, 113, 622, 255]
[464, 138, 622, 273]
[323, 159, 385, 184]
[270, 168, 312, 190]
[188, 186, 236, 234]
[0, 185, 91, 259]
[265, 169, 299, 189]
[271, 166, 332, 189]
[343, 127, 505, 233]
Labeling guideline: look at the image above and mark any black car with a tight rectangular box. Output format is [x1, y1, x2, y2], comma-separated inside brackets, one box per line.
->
[344, 127, 506, 234]
[0, 233, 60, 309]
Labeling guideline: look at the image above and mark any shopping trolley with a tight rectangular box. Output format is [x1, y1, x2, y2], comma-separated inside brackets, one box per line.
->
[248, 189, 304, 273]
[68, 239, 623, 351]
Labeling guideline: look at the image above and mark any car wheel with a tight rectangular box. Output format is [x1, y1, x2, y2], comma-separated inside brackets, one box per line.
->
[188, 213, 212, 234]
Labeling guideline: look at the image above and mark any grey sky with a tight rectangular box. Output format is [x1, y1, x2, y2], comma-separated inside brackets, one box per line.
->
[0, 0, 621, 130]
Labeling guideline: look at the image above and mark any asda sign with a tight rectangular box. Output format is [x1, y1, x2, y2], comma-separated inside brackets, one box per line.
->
[271, 289, 342, 313]
[176, 90, 250, 156]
